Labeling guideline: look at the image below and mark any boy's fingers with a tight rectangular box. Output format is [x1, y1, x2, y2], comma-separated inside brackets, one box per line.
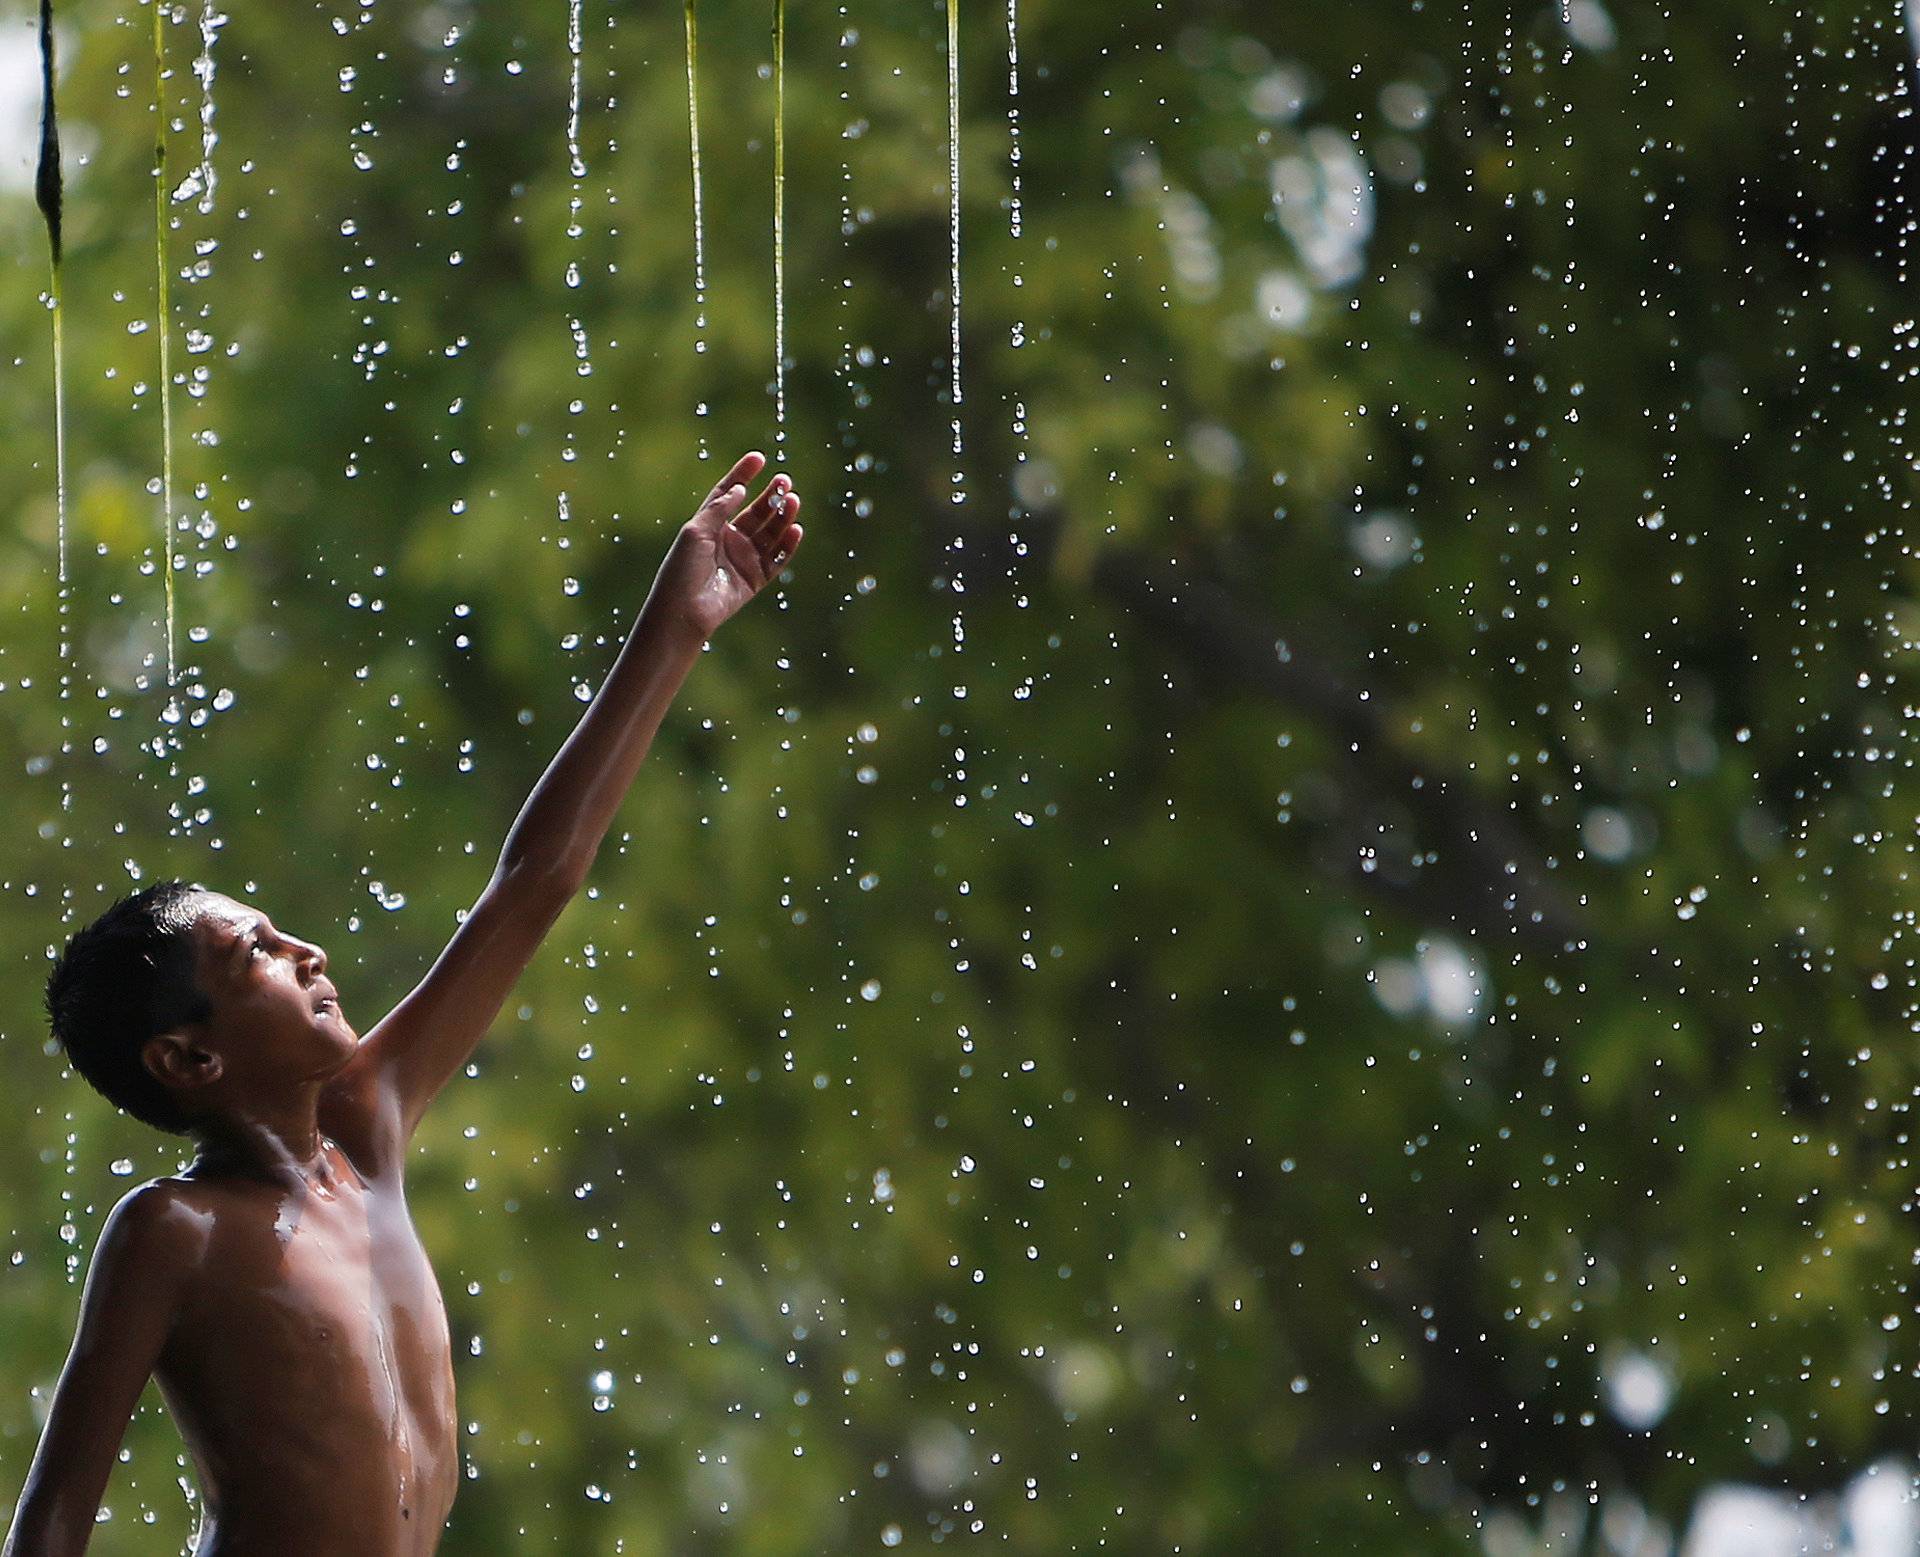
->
[704, 452, 766, 508]
[764, 498, 802, 561]
[734, 474, 795, 541]
[752, 488, 800, 549]
[710, 451, 765, 499]
[765, 495, 802, 551]
[708, 482, 751, 524]
[773, 522, 804, 567]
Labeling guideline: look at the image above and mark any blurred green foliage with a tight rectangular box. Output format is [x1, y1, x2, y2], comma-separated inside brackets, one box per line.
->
[2, 0, 1919, 1550]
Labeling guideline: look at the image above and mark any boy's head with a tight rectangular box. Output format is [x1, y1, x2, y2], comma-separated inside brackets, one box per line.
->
[46, 882, 354, 1135]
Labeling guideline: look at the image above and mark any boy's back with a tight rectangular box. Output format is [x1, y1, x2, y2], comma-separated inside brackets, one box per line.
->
[4, 456, 803, 1555]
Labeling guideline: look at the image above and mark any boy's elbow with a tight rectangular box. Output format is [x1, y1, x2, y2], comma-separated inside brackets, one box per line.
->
[492, 855, 587, 914]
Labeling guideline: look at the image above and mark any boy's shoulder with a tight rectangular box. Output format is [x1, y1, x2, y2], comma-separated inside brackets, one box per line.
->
[95, 1175, 218, 1270]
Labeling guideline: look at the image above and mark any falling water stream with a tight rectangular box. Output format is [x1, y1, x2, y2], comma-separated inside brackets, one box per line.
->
[1005, 0, 1021, 243]
[946, 0, 963, 476]
[1006, 0, 1024, 462]
[561, 0, 588, 512]
[192, 0, 219, 217]
[564, 0, 584, 280]
[565, 0, 584, 227]
[37, 0, 73, 843]
[150, 0, 177, 691]
[684, 0, 709, 458]
[942, 0, 971, 1094]
[772, 0, 787, 444]
[834, 4, 856, 518]
[36, 0, 65, 601]
[946, 0, 965, 699]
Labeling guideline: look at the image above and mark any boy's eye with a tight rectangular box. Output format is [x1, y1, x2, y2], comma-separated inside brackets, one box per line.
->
[249, 940, 266, 958]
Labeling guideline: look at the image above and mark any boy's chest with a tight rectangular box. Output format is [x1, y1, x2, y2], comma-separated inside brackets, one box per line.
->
[167, 1178, 455, 1432]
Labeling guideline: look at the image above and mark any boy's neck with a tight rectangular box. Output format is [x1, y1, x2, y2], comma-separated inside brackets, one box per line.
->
[189, 1090, 337, 1188]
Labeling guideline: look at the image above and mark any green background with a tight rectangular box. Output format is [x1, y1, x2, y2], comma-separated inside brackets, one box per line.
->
[2, 0, 1917, 1549]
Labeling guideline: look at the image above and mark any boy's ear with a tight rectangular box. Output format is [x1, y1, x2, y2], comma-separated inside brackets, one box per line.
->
[142, 1028, 223, 1093]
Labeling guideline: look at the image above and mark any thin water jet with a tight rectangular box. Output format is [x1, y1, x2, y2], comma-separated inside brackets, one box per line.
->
[36, 0, 66, 599]
[565, 0, 585, 191]
[562, 0, 593, 395]
[151, 0, 178, 690]
[946, 0, 964, 472]
[773, 0, 787, 443]
[1006, 0, 1026, 472]
[685, 0, 709, 458]
[559, 0, 586, 524]
[1006, 0, 1022, 242]
[835, 3, 856, 512]
[192, 0, 220, 216]
[947, 0, 966, 681]
[38, 0, 73, 832]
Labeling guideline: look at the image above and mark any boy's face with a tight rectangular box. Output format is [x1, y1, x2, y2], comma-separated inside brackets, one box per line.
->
[174, 892, 359, 1095]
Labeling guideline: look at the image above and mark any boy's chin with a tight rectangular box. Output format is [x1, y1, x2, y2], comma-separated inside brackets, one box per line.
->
[318, 1023, 360, 1064]
[298, 1021, 358, 1076]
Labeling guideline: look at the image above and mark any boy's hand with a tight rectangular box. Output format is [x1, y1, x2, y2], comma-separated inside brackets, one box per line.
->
[652, 451, 805, 642]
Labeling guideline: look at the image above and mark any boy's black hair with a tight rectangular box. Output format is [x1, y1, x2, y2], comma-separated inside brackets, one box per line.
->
[46, 881, 212, 1135]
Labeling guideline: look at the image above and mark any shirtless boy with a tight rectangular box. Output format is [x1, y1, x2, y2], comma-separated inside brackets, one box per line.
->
[2, 452, 804, 1556]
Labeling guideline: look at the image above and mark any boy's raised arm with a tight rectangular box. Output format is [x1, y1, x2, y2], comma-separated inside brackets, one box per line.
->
[3, 1186, 190, 1557]
[343, 452, 803, 1147]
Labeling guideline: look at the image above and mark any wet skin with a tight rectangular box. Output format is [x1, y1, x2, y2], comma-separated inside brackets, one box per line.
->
[3, 455, 805, 1557]
[154, 1148, 458, 1554]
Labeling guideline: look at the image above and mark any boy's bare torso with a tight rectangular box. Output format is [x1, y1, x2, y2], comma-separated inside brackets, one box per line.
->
[149, 1144, 456, 1554]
